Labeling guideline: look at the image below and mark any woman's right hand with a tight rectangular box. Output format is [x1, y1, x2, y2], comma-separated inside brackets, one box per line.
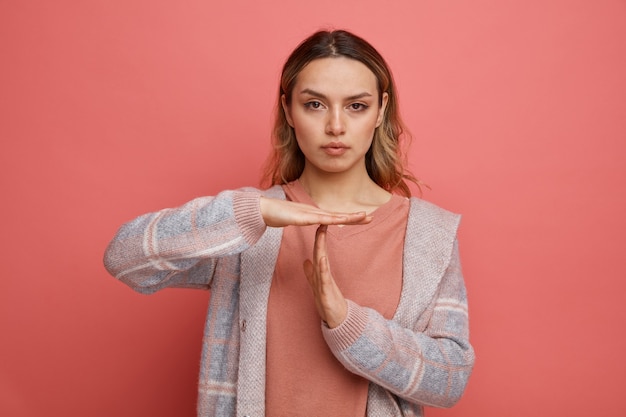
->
[259, 197, 372, 228]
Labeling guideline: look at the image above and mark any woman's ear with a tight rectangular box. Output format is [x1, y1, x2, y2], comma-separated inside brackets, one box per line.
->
[281, 95, 294, 127]
[376, 92, 389, 128]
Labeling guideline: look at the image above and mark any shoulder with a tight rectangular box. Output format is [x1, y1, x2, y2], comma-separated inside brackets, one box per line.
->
[407, 197, 461, 236]
[404, 197, 460, 273]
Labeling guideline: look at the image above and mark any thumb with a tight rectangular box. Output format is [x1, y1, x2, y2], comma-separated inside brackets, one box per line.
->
[302, 259, 314, 283]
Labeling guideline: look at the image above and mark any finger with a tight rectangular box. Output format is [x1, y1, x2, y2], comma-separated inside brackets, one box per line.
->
[318, 255, 330, 279]
[315, 212, 372, 226]
[313, 224, 328, 264]
[314, 228, 333, 288]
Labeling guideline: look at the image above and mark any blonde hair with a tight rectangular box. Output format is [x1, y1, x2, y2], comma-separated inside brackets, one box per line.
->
[263, 29, 421, 197]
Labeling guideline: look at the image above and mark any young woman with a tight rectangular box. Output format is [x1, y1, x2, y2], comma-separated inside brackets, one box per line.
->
[104, 29, 474, 417]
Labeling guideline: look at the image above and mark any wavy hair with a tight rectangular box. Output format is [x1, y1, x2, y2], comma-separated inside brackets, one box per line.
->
[262, 29, 421, 197]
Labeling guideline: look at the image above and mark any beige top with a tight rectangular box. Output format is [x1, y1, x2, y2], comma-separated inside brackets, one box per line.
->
[265, 180, 409, 417]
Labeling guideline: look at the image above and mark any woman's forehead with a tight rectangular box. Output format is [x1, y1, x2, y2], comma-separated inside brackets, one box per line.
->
[294, 57, 378, 97]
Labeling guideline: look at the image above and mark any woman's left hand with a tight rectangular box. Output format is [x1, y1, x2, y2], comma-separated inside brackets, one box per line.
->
[303, 225, 347, 328]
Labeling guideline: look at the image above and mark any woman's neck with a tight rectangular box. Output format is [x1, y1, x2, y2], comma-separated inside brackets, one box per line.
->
[298, 166, 391, 214]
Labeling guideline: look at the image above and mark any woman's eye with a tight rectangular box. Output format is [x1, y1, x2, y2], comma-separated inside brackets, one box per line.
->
[304, 101, 323, 109]
[349, 103, 368, 111]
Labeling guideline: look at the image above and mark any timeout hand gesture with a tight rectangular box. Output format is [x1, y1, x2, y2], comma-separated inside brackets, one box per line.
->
[259, 197, 372, 228]
[260, 197, 361, 328]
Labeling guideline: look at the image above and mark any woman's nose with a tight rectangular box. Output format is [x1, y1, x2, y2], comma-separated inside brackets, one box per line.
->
[325, 108, 346, 136]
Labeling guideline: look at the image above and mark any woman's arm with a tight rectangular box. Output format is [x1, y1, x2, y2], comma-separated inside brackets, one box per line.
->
[103, 188, 372, 294]
[321, 241, 475, 408]
[103, 190, 266, 294]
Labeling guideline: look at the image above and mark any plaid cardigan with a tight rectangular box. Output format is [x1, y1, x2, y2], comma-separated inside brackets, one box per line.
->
[104, 185, 474, 417]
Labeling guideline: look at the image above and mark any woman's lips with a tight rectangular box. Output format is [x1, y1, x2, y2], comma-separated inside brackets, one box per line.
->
[322, 142, 349, 156]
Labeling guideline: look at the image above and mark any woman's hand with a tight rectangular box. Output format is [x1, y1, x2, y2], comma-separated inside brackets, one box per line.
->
[303, 225, 348, 328]
[259, 197, 372, 228]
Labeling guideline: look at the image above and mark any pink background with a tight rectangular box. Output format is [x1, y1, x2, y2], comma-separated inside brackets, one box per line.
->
[2, 1, 625, 416]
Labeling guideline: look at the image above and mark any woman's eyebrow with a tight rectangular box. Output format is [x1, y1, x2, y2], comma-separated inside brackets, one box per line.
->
[299, 88, 374, 101]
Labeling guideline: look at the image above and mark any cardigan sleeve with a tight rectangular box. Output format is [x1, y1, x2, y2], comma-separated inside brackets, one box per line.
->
[103, 189, 267, 294]
[322, 239, 475, 408]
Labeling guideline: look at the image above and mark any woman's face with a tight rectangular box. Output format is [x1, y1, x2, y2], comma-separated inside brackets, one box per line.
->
[282, 57, 388, 178]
